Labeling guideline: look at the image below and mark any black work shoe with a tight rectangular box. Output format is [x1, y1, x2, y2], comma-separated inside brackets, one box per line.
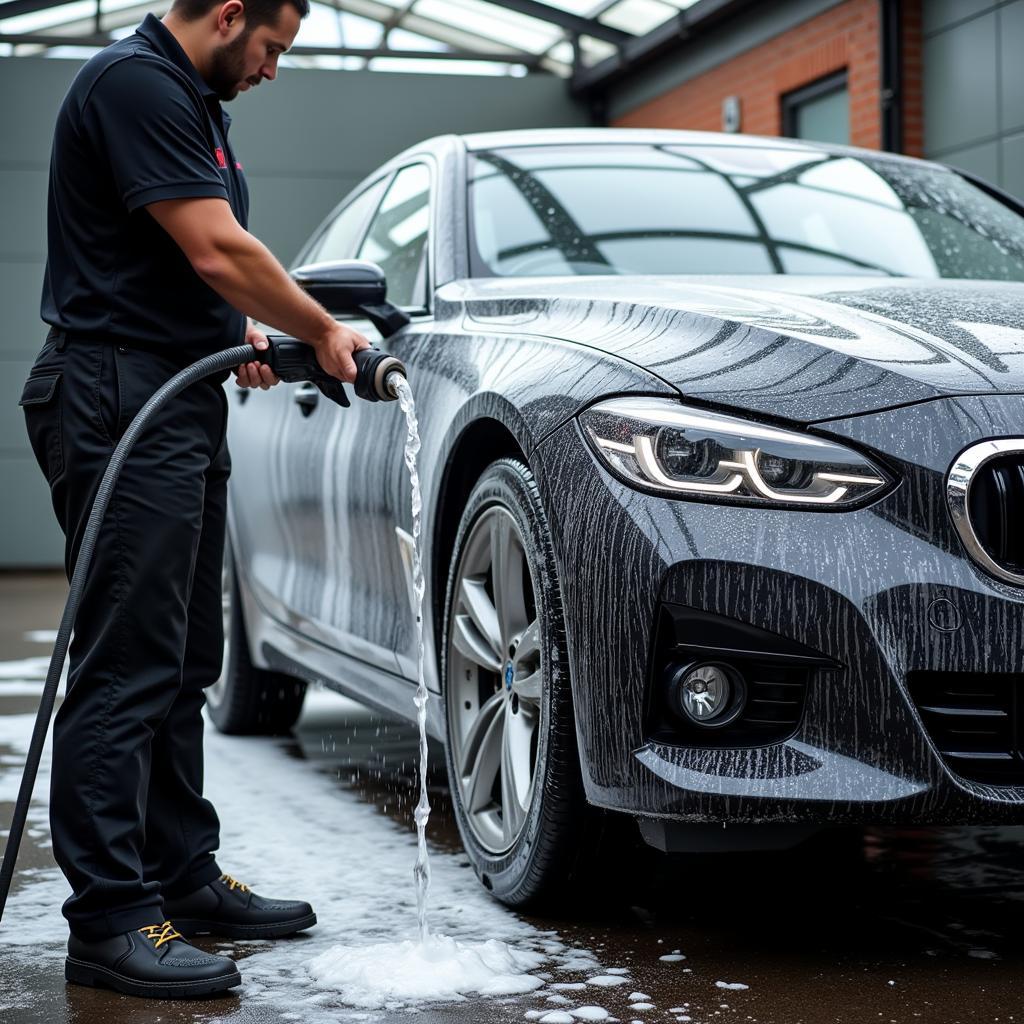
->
[65, 921, 241, 999]
[164, 873, 317, 939]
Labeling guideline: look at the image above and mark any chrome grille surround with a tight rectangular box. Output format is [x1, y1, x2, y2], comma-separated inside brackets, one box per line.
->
[947, 439, 1024, 587]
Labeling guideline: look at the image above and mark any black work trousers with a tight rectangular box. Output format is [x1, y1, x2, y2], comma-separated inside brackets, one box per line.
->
[20, 329, 228, 940]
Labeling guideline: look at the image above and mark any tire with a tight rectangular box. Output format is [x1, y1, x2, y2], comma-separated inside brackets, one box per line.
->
[442, 458, 595, 908]
[206, 541, 306, 736]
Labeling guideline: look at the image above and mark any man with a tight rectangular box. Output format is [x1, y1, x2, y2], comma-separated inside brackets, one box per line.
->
[19, 0, 369, 999]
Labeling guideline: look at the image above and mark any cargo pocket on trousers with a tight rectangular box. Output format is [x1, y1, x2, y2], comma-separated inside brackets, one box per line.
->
[19, 372, 64, 483]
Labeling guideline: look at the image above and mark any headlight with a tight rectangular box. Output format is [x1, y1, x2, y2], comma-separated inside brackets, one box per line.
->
[579, 397, 892, 509]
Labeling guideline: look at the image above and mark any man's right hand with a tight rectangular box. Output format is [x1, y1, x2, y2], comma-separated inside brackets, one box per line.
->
[313, 322, 372, 383]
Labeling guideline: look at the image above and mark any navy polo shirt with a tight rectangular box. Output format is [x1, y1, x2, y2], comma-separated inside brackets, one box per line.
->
[40, 13, 250, 359]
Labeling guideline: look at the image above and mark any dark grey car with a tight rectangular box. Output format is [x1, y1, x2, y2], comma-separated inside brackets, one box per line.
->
[211, 128, 1024, 906]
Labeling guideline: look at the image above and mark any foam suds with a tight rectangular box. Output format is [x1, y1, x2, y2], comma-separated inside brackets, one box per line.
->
[306, 934, 545, 1007]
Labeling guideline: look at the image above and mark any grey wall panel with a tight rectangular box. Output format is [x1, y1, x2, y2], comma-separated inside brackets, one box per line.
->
[999, 1, 1024, 135]
[2, 459, 64, 568]
[244, 174, 362, 267]
[0, 170, 48, 260]
[0, 262, 48, 357]
[0, 54, 587, 567]
[0, 59, 78, 161]
[230, 67, 589, 179]
[923, 0, 1024, 199]
[934, 139, 1000, 181]
[923, 0, 996, 34]
[1001, 131, 1024, 199]
[923, 11, 998, 155]
[1, 358, 36, 455]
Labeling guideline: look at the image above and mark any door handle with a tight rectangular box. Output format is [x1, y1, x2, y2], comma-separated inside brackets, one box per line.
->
[293, 381, 319, 417]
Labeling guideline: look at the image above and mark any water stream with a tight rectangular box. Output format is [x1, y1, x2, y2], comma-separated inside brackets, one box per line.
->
[391, 373, 431, 942]
[302, 374, 559, 1007]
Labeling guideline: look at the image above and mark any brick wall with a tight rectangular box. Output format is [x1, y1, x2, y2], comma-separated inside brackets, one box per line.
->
[613, 0, 924, 157]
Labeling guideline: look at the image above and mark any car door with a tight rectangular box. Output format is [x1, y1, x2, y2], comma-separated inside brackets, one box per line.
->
[243, 175, 391, 644]
[316, 161, 433, 678]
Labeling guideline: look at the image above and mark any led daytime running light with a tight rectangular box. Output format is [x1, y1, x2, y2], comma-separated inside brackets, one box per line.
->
[581, 398, 890, 509]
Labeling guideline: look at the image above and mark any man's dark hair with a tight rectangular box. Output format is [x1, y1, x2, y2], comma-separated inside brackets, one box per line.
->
[171, 0, 309, 27]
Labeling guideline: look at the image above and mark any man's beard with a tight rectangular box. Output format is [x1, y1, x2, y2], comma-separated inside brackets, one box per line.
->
[208, 31, 250, 101]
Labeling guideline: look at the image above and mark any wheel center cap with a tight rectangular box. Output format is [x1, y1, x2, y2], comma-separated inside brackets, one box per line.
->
[504, 661, 514, 692]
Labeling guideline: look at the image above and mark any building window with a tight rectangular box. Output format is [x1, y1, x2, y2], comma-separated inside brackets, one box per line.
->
[782, 71, 850, 145]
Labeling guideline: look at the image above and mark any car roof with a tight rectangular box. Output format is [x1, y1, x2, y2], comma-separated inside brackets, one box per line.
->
[398, 127, 946, 172]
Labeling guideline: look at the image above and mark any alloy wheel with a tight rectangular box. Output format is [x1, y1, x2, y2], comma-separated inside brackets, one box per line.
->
[448, 506, 543, 855]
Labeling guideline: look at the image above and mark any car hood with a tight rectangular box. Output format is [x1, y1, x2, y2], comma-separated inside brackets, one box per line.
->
[446, 275, 1024, 421]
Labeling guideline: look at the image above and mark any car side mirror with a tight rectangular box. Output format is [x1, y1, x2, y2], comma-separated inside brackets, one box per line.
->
[290, 259, 411, 337]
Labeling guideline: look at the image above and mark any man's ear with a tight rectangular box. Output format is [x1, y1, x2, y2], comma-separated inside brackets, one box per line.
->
[217, 0, 246, 34]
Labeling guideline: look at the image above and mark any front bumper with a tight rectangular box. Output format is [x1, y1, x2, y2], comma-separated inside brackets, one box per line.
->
[532, 394, 1024, 825]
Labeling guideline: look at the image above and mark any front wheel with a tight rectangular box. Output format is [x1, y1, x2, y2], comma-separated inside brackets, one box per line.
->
[442, 458, 592, 908]
[206, 542, 306, 735]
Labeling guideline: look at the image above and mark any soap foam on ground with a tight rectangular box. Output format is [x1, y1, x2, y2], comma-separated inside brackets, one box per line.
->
[307, 934, 545, 1007]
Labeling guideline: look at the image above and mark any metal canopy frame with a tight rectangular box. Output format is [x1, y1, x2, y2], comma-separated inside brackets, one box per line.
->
[0, 0, 714, 76]
[0, 0, 762, 89]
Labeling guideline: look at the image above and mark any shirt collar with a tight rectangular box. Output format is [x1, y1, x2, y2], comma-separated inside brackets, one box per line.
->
[135, 13, 217, 103]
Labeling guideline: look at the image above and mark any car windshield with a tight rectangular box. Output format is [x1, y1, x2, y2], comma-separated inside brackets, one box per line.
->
[468, 143, 1024, 280]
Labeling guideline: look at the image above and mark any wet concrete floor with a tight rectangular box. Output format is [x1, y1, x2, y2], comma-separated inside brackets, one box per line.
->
[1, 571, 1023, 1023]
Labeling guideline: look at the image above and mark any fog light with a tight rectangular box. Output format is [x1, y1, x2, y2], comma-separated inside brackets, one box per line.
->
[666, 661, 746, 728]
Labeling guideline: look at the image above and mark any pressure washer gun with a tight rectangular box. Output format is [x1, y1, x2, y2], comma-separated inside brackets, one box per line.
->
[259, 339, 408, 406]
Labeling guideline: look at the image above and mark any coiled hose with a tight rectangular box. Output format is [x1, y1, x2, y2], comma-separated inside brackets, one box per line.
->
[0, 340, 405, 924]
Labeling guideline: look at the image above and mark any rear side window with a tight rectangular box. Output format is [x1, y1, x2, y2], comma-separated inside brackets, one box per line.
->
[306, 177, 389, 264]
[357, 163, 431, 309]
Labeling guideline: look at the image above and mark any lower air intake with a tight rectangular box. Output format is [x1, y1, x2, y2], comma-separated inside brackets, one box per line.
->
[908, 671, 1024, 786]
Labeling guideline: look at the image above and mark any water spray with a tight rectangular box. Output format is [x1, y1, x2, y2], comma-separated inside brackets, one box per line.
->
[0, 338, 408, 925]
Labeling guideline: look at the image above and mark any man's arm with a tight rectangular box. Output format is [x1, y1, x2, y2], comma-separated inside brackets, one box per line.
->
[147, 195, 369, 382]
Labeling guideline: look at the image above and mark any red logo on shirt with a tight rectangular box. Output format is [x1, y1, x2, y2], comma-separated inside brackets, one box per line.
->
[215, 147, 227, 168]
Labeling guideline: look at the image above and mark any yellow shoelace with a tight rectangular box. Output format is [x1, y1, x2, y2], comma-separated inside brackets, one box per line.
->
[221, 873, 250, 893]
[138, 921, 182, 949]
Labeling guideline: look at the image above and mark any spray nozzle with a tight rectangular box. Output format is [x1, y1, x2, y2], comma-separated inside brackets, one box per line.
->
[259, 339, 407, 408]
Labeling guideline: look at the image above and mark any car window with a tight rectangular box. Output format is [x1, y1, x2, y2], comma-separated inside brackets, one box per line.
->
[306, 177, 389, 264]
[357, 163, 431, 309]
[468, 144, 1024, 281]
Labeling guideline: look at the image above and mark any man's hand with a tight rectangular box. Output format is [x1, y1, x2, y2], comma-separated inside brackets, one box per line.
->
[235, 322, 280, 389]
[312, 321, 372, 384]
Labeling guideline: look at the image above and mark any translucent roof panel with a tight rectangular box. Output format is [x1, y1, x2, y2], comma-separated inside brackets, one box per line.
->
[598, 0, 683, 36]
[415, 0, 562, 53]
[386, 27, 450, 51]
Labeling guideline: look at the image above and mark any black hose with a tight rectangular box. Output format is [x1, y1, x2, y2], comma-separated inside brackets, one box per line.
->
[0, 344, 254, 924]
